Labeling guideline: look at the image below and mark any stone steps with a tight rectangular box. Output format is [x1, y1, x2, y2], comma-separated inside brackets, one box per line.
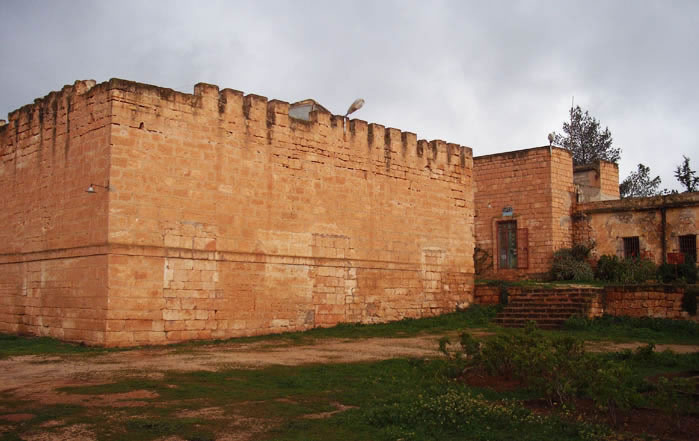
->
[495, 291, 593, 329]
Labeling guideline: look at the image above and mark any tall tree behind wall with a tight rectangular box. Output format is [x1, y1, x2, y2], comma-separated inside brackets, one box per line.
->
[674, 155, 699, 192]
[619, 163, 662, 198]
[553, 106, 621, 166]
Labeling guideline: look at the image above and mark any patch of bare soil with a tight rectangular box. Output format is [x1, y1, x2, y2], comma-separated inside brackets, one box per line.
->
[526, 398, 699, 441]
[302, 402, 357, 419]
[459, 368, 524, 392]
[22, 423, 96, 441]
[174, 406, 226, 419]
[23, 387, 159, 408]
[0, 334, 449, 404]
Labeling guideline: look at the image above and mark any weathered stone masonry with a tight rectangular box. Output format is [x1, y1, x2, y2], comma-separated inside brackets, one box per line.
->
[473, 147, 575, 279]
[574, 193, 699, 263]
[0, 79, 475, 346]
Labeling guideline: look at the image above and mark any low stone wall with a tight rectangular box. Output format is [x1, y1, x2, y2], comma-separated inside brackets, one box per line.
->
[474, 283, 688, 320]
[473, 285, 500, 305]
[605, 285, 684, 319]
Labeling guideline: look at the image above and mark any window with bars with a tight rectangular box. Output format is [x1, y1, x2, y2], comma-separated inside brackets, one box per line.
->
[623, 236, 640, 259]
[679, 234, 697, 263]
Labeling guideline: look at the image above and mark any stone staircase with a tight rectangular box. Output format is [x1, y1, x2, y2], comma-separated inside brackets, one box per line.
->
[494, 288, 601, 329]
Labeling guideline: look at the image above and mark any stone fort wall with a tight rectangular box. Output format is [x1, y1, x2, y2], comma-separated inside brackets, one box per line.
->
[0, 79, 475, 346]
[0, 80, 111, 344]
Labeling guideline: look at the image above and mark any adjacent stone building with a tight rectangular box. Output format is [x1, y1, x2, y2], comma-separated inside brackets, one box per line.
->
[574, 192, 699, 263]
[473, 147, 575, 279]
[473, 146, 697, 279]
[0, 79, 475, 346]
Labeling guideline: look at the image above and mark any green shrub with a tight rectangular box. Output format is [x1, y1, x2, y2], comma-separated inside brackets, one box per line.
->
[632, 342, 655, 361]
[586, 361, 641, 426]
[631, 257, 658, 282]
[658, 260, 698, 284]
[594, 255, 657, 283]
[681, 259, 699, 283]
[595, 255, 622, 282]
[459, 332, 481, 360]
[566, 315, 699, 337]
[562, 314, 590, 330]
[570, 243, 594, 261]
[653, 376, 697, 430]
[365, 388, 610, 441]
[657, 263, 676, 283]
[682, 286, 697, 316]
[550, 248, 595, 282]
[477, 325, 594, 406]
[479, 333, 520, 377]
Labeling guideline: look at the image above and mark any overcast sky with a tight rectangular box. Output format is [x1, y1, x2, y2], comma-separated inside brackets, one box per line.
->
[2, 0, 697, 190]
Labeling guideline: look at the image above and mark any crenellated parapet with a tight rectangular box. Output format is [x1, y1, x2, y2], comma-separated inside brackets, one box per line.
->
[104, 78, 472, 172]
[3, 78, 472, 175]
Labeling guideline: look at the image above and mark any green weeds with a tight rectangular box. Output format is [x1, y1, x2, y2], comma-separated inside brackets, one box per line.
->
[439, 325, 698, 434]
[0, 334, 111, 359]
[562, 314, 699, 344]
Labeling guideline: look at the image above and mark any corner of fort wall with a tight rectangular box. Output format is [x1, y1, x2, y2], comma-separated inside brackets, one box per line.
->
[0, 80, 112, 344]
[1, 78, 476, 346]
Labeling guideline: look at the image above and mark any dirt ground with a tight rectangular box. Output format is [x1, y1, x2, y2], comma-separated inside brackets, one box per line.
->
[2, 332, 697, 406]
[1, 333, 698, 441]
[1, 333, 467, 405]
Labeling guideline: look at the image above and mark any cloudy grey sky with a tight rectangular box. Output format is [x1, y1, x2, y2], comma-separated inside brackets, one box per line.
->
[2, 0, 697, 190]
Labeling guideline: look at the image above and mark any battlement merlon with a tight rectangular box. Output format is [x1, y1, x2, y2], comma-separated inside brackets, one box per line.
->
[2, 78, 474, 167]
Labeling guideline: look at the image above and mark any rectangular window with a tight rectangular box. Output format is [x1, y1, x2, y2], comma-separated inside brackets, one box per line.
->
[498, 221, 518, 269]
[679, 234, 697, 263]
[623, 236, 640, 259]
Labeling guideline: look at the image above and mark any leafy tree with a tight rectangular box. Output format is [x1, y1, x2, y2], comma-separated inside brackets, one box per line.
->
[553, 106, 621, 166]
[619, 163, 662, 198]
[674, 155, 698, 192]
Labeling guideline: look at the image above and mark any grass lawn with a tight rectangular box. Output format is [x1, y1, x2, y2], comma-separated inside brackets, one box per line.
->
[3, 352, 697, 441]
[0, 358, 603, 441]
[2, 305, 697, 360]
[0, 306, 697, 440]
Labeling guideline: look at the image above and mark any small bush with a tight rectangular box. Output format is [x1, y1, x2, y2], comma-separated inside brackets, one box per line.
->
[658, 260, 698, 284]
[550, 248, 595, 282]
[631, 257, 658, 282]
[587, 361, 641, 426]
[633, 342, 655, 361]
[570, 243, 594, 261]
[563, 314, 590, 330]
[595, 255, 622, 282]
[459, 332, 481, 360]
[682, 286, 697, 316]
[594, 255, 657, 283]
[477, 325, 594, 406]
[653, 376, 697, 430]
